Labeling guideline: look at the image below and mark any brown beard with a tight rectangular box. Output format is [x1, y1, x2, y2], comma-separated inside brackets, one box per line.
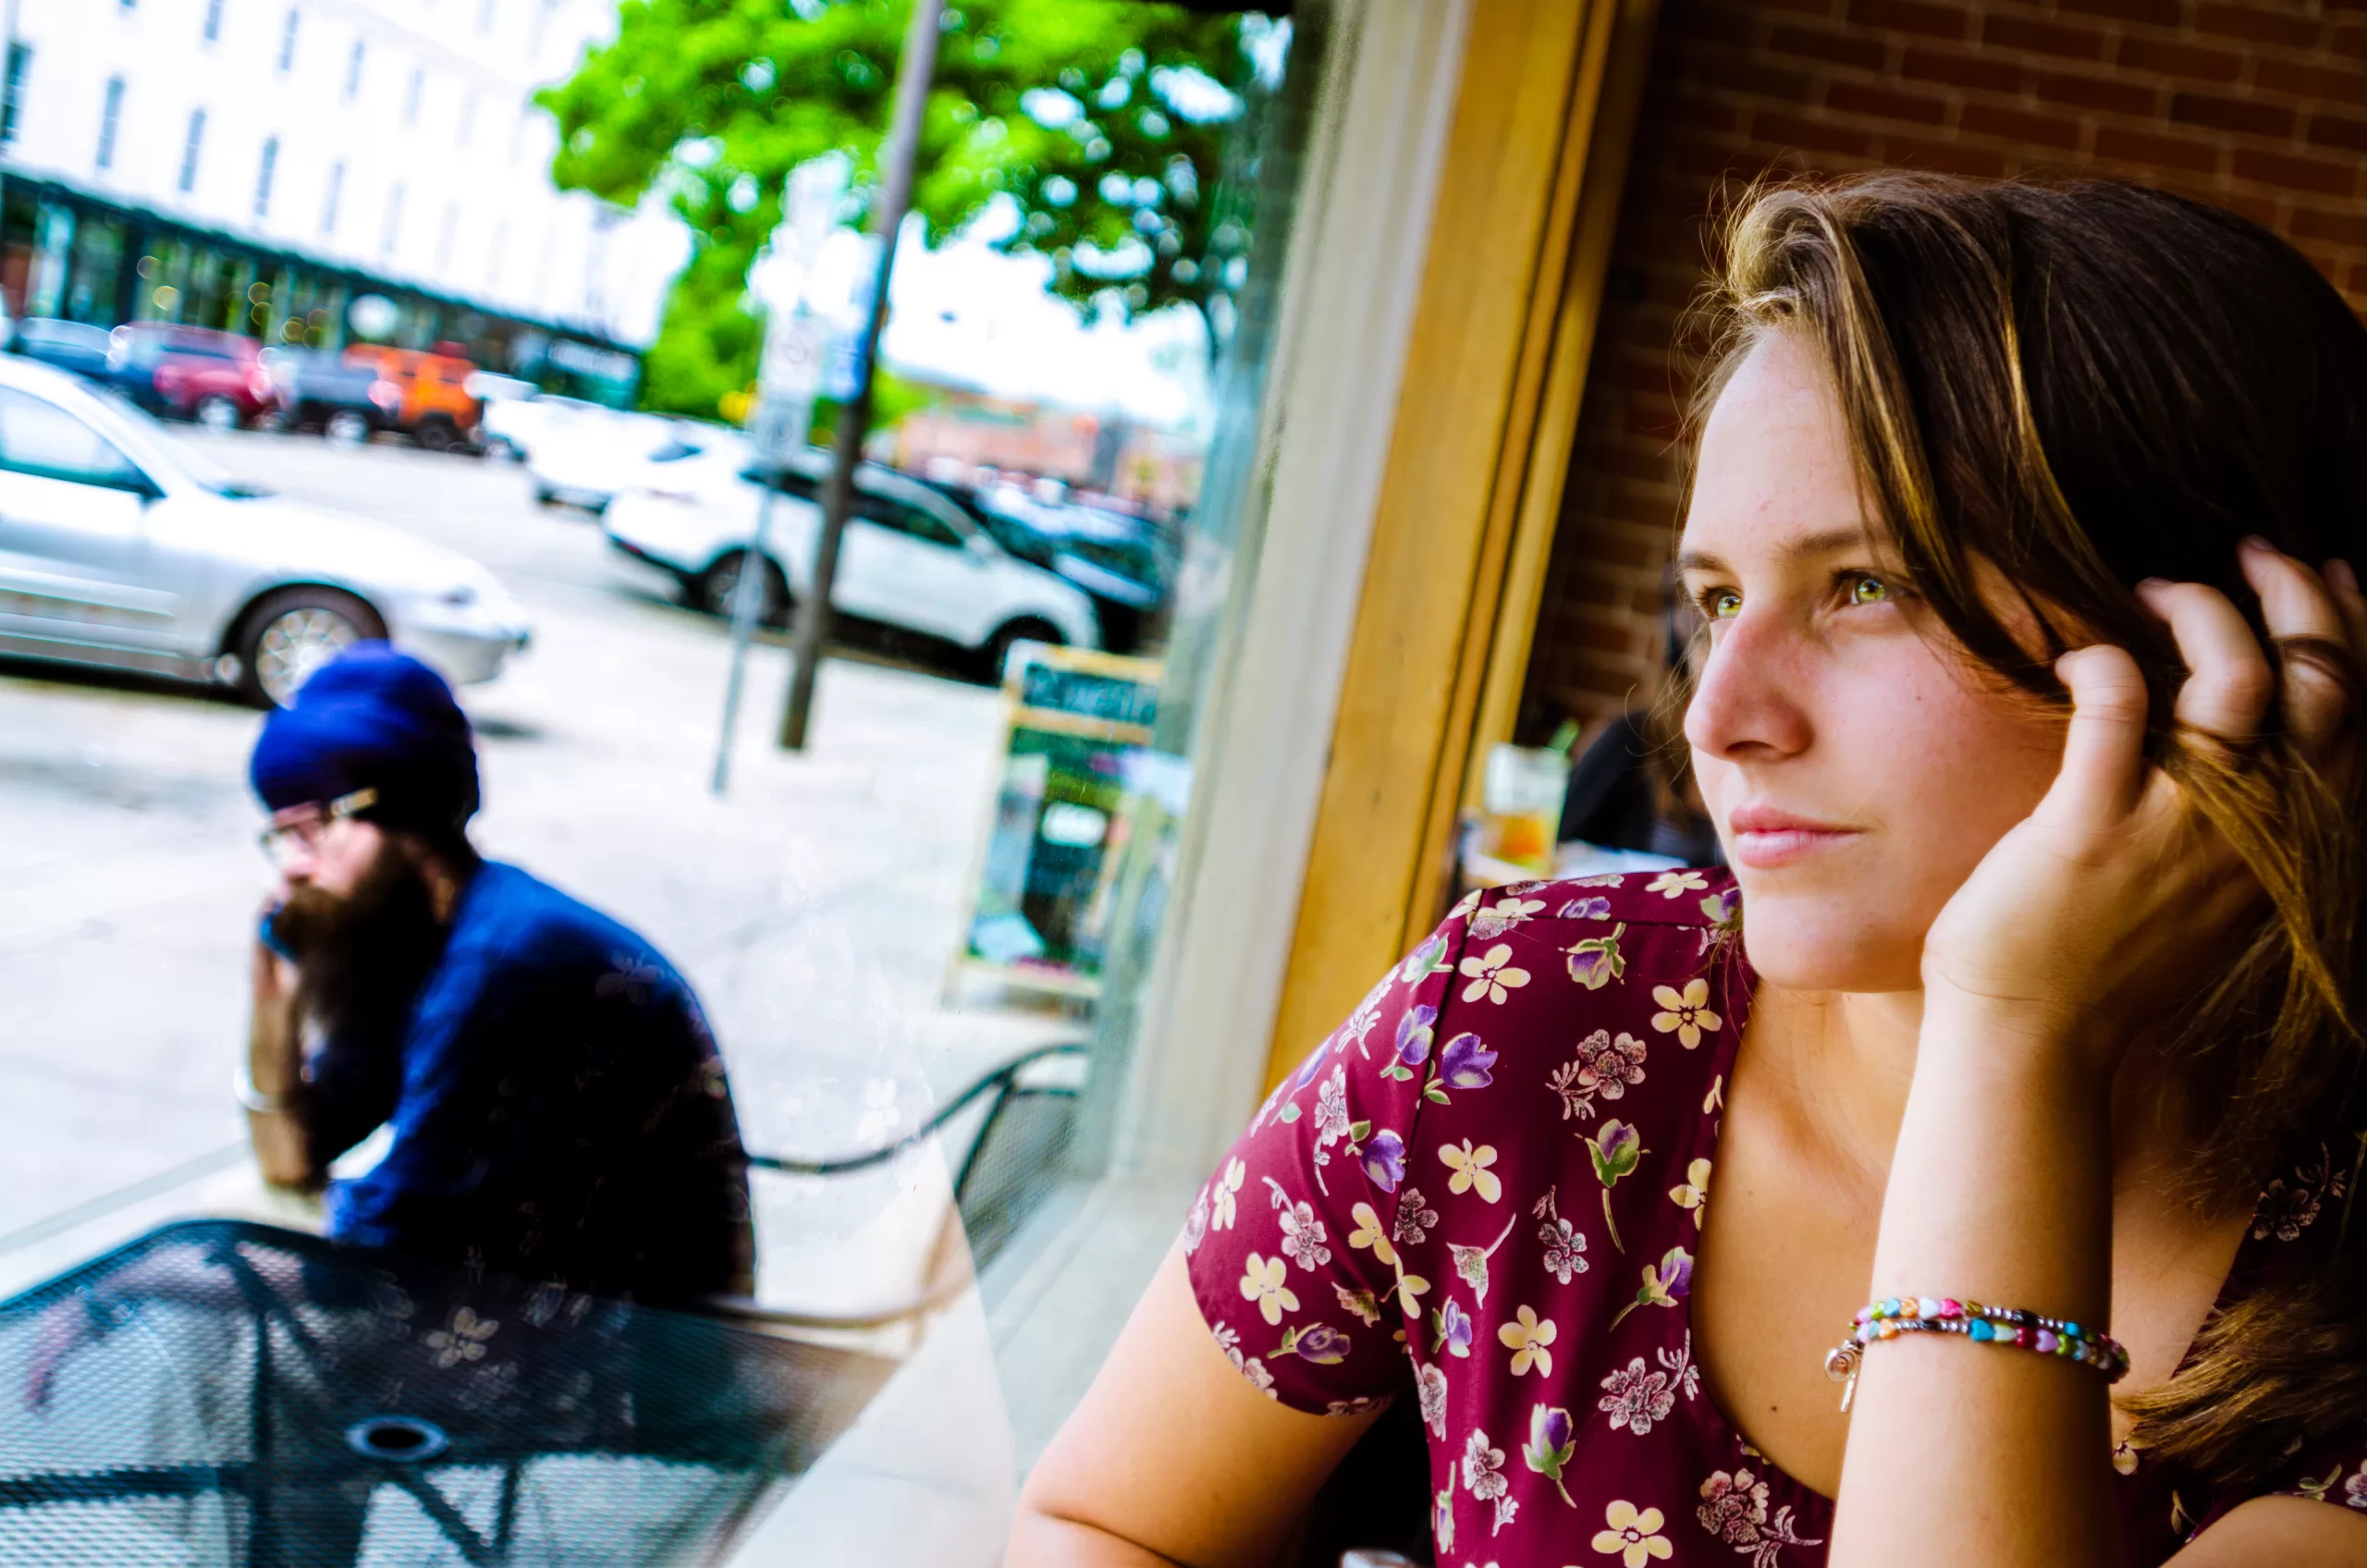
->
[274, 836, 450, 1042]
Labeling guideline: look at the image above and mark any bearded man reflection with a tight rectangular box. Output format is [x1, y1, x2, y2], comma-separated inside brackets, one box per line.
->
[243, 644, 754, 1303]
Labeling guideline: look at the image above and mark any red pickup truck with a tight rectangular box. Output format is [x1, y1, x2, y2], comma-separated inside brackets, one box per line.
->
[110, 323, 281, 428]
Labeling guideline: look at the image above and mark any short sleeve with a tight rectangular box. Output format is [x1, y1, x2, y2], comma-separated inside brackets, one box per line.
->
[1183, 913, 1470, 1415]
[302, 1022, 404, 1171]
[2250, 1425, 2367, 1516]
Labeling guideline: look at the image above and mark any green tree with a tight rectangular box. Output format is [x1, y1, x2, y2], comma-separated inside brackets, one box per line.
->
[540, 0, 1279, 419]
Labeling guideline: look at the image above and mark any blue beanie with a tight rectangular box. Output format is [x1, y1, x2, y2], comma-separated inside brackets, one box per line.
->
[249, 643, 480, 835]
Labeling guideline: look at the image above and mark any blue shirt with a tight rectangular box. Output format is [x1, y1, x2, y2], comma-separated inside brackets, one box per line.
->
[304, 862, 754, 1304]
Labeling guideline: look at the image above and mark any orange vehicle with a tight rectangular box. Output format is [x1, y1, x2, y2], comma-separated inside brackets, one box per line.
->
[341, 346, 483, 452]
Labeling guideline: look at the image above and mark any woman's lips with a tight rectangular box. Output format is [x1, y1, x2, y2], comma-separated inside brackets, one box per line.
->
[1725, 811, 1861, 869]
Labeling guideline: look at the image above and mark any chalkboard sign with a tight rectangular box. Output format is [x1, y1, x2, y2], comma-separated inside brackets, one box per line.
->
[953, 644, 1164, 999]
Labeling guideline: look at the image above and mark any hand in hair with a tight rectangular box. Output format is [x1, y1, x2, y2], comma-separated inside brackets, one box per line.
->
[1919, 541, 2367, 1076]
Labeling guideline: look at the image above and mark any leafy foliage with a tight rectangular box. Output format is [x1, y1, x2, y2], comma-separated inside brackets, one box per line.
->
[539, 0, 1277, 417]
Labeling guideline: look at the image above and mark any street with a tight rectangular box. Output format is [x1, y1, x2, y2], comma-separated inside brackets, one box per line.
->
[0, 429, 1082, 1312]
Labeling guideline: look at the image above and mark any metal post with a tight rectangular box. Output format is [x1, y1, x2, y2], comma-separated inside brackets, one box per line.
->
[777, 0, 943, 751]
[708, 484, 779, 794]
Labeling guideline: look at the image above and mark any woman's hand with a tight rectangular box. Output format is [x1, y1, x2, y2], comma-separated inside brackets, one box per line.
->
[1918, 543, 2367, 1075]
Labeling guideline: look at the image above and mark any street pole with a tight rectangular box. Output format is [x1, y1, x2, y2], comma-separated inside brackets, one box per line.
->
[708, 484, 779, 794]
[778, 0, 943, 751]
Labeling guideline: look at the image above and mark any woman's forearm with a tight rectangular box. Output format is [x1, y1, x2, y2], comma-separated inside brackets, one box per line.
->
[1829, 995, 2119, 1568]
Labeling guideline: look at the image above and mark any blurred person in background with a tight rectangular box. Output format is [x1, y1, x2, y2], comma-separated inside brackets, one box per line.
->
[1555, 570, 1725, 868]
[239, 644, 754, 1304]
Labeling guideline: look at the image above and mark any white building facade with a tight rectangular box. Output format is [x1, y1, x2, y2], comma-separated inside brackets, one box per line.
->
[0, 0, 683, 395]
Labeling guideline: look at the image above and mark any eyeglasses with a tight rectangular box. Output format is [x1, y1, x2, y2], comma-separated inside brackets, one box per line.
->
[257, 788, 377, 870]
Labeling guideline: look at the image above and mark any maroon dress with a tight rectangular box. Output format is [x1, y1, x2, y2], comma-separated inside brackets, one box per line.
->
[1184, 869, 2367, 1565]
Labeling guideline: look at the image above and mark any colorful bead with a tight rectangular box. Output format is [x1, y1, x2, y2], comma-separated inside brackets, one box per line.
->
[2035, 1330, 2057, 1354]
[1916, 1295, 1941, 1319]
[1968, 1318, 1995, 1342]
[1939, 1298, 1962, 1318]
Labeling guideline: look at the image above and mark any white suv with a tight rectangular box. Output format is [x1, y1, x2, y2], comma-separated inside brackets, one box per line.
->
[604, 454, 1102, 671]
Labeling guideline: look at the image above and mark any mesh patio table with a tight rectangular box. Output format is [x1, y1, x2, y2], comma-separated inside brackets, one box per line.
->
[0, 1219, 896, 1566]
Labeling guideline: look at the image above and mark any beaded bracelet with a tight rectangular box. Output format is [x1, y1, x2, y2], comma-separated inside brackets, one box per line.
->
[1821, 1295, 2130, 1411]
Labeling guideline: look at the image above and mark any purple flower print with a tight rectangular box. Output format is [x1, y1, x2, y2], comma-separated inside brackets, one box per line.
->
[1360, 1129, 1407, 1191]
[1699, 886, 1740, 926]
[1431, 1298, 1475, 1358]
[1423, 1032, 1498, 1104]
[1608, 1245, 1694, 1329]
[1556, 896, 1612, 921]
[1279, 1322, 1351, 1365]
[1393, 1004, 1437, 1067]
[1288, 1041, 1327, 1092]
[2346, 1470, 2367, 1510]
[1520, 1403, 1577, 1505]
[1564, 924, 1626, 990]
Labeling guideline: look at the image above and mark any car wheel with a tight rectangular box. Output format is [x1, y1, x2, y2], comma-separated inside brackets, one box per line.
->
[697, 550, 791, 627]
[482, 436, 521, 464]
[195, 395, 241, 432]
[415, 417, 459, 453]
[324, 410, 371, 447]
[232, 586, 387, 708]
[981, 618, 1063, 684]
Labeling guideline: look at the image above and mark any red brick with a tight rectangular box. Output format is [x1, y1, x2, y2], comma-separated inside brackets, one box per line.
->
[1690, 48, 1816, 104]
[2252, 58, 2367, 106]
[1959, 102, 2086, 150]
[2116, 35, 2245, 82]
[2194, 3, 2325, 52]
[1880, 133, 2013, 176]
[2308, 113, 2367, 153]
[1900, 44, 2023, 93]
[2092, 125, 2227, 173]
[1846, 0, 1971, 39]
[1824, 80, 1948, 123]
[2058, 0, 2181, 24]
[1753, 0, 1846, 14]
[1767, 22, 1891, 71]
[1687, 1, 1772, 48]
[2334, 23, 2367, 62]
[2030, 69, 2158, 117]
[1682, 99, 1747, 135]
[1981, 14, 2111, 61]
[2233, 146, 2361, 196]
[2171, 92, 2300, 139]
[1750, 110, 1882, 157]
[1672, 138, 1757, 179]
[2289, 207, 2367, 248]
[2346, 258, 2367, 294]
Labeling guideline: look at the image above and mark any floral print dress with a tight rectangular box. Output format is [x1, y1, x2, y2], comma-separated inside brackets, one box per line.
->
[1184, 869, 2367, 1565]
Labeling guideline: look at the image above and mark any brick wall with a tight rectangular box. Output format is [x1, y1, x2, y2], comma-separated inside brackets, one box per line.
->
[1520, 0, 2367, 732]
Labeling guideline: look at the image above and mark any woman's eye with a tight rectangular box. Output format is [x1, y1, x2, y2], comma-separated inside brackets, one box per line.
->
[1701, 588, 1741, 620]
[1846, 573, 1891, 606]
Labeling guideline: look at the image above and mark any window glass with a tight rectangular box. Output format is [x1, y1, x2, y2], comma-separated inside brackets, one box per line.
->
[0, 387, 148, 490]
[858, 492, 963, 550]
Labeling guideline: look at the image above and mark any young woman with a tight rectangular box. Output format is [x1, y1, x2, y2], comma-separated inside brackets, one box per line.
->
[1012, 176, 2367, 1567]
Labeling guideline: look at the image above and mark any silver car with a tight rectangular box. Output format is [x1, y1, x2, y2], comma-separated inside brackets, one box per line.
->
[0, 356, 530, 706]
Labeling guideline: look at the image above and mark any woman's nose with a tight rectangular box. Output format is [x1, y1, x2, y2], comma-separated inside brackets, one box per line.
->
[1683, 613, 1812, 763]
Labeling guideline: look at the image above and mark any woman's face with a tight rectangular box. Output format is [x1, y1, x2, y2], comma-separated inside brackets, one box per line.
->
[1678, 331, 2064, 994]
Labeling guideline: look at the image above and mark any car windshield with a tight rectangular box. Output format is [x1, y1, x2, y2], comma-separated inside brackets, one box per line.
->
[86, 385, 274, 498]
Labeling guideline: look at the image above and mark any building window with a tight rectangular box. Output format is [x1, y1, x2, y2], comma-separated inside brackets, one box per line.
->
[321, 158, 343, 235]
[276, 8, 299, 71]
[403, 66, 422, 126]
[178, 106, 204, 192]
[254, 136, 278, 219]
[380, 181, 403, 256]
[343, 39, 363, 99]
[202, 0, 225, 43]
[0, 44, 30, 147]
[96, 77, 125, 169]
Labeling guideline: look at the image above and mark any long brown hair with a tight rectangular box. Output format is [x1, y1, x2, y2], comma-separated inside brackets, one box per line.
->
[1689, 172, 2367, 1490]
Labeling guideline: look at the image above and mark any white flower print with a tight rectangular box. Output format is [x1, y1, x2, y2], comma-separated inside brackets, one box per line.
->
[1211, 1158, 1246, 1231]
[1470, 895, 1546, 941]
[1341, 974, 1392, 1056]
[1184, 1187, 1209, 1254]
[1458, 943, 1532, 1005]
[1417, 1361, 1450, 1439]
[1669, 1158, 1711, 1229]
[1435, 1488, 1456, 1554]
[1658, 1332, 1700, 1402]
[1596, 1356, 1674, 1435]
[1440, 1140, 1503, 1203]
[1239, 1253, 1299, 1326]
[1697, 1467, 1821, 1566]
[1550, 1028, 1648, 1121]
[1277, 1200, 1331, 1272]
[2346, 1469, 2367, 1509]
[1644, 868, 1708, 899]
[1540, 1217, 1588, 1283]
[1314, 1068, 1351, 1144]
[1448, 888, 1483, 922]
[1649, 978, 1723, 1048]
[1394, 1186, 1441, 1248]
[1498, 1305, 1557, 1377]
[1335, 1283, 1383, 1327]
[1239, 1357, 1275, 1395]
[1462, 1428, 1507, 1503]
[1447, 1213, 1518, 1306]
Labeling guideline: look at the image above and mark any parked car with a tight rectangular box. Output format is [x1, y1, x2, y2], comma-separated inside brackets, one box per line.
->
[526, 408, 686, 512]
[950, 485, 1176, 654]
[109, 323, 280, 429]
[0, 356, 531, 705]
[8, 318, 118, 384]
[603, 451, 1100, 674]
[261, 348, 403, 444]
[342, 346, 482, 451]
[472, 385, 604, 467]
